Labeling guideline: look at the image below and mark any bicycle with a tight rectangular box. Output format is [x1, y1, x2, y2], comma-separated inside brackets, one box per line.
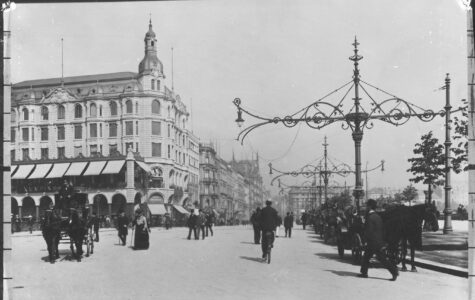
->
[262, 231, 274, 264]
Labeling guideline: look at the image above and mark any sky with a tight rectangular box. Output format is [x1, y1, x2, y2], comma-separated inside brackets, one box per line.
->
[8, 0, 469, 201]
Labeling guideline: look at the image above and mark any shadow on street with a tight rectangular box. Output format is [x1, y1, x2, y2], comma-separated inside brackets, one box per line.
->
[239, 256, 265, 263]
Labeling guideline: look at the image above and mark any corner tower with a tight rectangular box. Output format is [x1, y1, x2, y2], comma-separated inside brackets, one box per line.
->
[138, 19, 164, 90]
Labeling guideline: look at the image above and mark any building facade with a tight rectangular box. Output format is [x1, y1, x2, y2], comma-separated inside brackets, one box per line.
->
[10, 21, 197, 221]
[198, 144, 262, 224]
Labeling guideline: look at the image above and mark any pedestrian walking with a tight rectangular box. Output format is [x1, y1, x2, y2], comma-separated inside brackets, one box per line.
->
[164, 213, 172, 230]
[187, 209, 199, 240]
[132, 209, 150, 250]
[301, 211, 308, 230]
[27, 215, 34, 234]
[358, 199, 399, 281]
[91, 213, 100, 242]
[275, 214, 282, 237]
[205, 210, 215, 237]
[117, 210, 128, 246]
[198, 209, 206, 240]
[284, 212, 294, 238]
[250, 207, 261, 244]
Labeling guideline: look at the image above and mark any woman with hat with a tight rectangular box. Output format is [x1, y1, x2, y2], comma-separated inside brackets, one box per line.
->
[132, 208, 150, 250]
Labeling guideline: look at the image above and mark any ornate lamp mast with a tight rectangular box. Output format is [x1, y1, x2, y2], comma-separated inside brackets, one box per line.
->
[234, 38, 448, 213]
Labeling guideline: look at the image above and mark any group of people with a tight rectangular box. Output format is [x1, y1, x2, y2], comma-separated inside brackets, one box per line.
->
[186, 209, 215, 240]
[250, 201, 296, 260]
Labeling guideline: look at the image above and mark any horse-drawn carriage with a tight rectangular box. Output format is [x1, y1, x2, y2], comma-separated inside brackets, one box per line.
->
[334, 203, 440, 271]
[41, 182, 94, 263]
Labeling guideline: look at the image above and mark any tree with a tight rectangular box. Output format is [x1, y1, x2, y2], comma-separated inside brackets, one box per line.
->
[451, 99, 468, 173]
[407, 131, 445, 205]
[401, 184, 418, 206]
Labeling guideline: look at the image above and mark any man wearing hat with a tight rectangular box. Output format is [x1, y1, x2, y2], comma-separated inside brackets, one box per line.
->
[358, 199, 398, 281]
[117, 210, 128, 246]
[259, 200, 279, 260]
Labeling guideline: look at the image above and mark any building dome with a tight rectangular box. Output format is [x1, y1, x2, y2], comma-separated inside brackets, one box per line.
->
[145, 22, 156, 39]
[138, 20, 164, 76]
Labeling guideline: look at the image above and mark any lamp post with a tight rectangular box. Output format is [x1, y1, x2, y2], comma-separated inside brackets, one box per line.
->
[234, 38, 448, 213]
[269, 156, 384, 209]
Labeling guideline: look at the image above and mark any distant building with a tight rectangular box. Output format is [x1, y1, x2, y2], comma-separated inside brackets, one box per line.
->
[199, 145, 265, 222]
[10, 21, 198, 221]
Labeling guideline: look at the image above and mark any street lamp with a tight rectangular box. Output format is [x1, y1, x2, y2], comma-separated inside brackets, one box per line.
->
[234, 37, 448, 213]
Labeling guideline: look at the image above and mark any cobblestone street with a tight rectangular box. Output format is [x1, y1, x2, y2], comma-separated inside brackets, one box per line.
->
[9, 225, 466, 300]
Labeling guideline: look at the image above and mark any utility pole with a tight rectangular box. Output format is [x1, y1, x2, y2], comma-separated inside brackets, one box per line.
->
[466, 2, 475, 297]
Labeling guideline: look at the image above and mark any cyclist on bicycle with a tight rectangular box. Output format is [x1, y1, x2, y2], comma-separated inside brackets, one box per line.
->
[258, 200, 279, 260]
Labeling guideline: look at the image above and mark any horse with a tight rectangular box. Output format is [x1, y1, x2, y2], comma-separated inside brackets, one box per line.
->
[41, 209, 61, 263]
[380, 203, 439, 272]
[67, 209, 88, 261]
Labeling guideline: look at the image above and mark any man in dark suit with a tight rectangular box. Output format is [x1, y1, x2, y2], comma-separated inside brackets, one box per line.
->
[284, 212, 294, 238]
[117, 210, 128, 246]
[358, 199, 398, 281]
[187, 210, 198, 240]
[91, 213, 100, 242]
[250, 207, 261, 244]
[259, 201, 278, 260]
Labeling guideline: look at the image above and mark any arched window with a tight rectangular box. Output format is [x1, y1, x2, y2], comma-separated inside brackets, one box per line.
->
[157, 80, 160, 90]
[136, 102, 139, 114]
[152, 100, 160, 115]
[126, 100, 133, 114]
[57, 105, 65, 119]
[183, 119, 185, 129]
[22, 108, 29, 120]
[167, 106, 170, 118]
[11, 110, 16, 123]
[99, 105, 103, 116]
[151, 79, 155, 90]
[74, 104, 82, 118]
[41, 106, 49, 120]
[110, 102, 117, 116]
[90, 103, 97, 117]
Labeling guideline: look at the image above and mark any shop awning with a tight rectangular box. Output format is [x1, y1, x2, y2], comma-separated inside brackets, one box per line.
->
[10, 165, 18, 176]
[28, 164, 53, 179]
[148, 204, 167, 215]
[12, 164, 35, 179]
[64, 162, 88, 176]
[46, 163, 71, 178]
[83, 161, 107, 176]
[101, 160, 125, 174]
[135, 161, 151, 173]
[173, 205, 190, 215]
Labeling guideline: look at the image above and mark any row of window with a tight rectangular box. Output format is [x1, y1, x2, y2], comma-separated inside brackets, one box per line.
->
[13, 142, 163, 161]
[13, 99, 164, 122]
[12, 121, 166, 142]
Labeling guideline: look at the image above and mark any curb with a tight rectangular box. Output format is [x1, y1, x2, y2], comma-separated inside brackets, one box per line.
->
[407, 257, 468, 278]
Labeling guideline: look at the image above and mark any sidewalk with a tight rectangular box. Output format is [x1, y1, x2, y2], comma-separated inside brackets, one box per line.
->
[413, 220, 468, 277]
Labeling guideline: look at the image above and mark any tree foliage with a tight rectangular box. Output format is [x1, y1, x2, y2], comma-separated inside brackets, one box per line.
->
[451, 98, 468, 173]
[407, 131, 445, 204]
[401, 184, 418, 204]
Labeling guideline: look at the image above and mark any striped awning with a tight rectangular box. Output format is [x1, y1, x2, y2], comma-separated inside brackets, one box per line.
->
[83, 161, 107, 176]
[135, 161, 151, 173]
[46, 163, 71, 178]
[28, 164, 53, 179]
[10, 165, 18, 176]
[173, 205, 190, 215]
[12, 165, 35, 179]
[148, 204, 167, 215]
[101, 160, 125, 174]
[64, 162, 88, 176]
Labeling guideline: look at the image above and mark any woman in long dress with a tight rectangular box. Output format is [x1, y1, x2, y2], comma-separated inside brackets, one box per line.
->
[132, 209, 150, 250]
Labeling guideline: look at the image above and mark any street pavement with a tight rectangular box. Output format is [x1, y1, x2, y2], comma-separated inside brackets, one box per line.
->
[9, 225, 467, 300]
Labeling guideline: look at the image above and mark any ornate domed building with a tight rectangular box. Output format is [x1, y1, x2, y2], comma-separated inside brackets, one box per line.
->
[10, 21, 199, 223]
